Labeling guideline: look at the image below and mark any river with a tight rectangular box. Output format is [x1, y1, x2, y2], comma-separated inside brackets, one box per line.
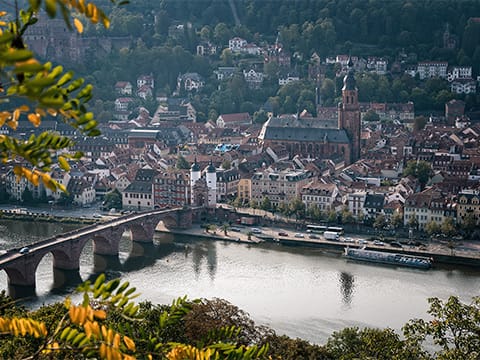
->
[0, 219, 479, 344]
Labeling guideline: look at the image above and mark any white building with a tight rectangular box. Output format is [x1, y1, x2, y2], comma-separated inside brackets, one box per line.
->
[301, 182, 339, 211]
[451, 79, 476, 94]
[251, 168, 311, 207]
[447, 66, 472, 82]
[416, 61, 448, 80]
[347, 191, 367, 219]
[228, 37, 247, 52]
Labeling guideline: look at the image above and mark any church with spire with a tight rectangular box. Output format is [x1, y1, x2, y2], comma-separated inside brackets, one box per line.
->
[259, 59, 361, 165]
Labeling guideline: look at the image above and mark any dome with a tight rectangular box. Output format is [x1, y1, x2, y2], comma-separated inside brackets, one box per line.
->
[191, 158, 200, 172]
[207, 160, 216, 173]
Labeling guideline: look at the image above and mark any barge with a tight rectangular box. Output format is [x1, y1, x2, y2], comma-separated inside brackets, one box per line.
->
[344, 247, 433, 269]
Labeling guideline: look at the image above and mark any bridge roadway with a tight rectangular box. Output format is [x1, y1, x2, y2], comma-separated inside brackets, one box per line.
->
[0, 206, 203, 299]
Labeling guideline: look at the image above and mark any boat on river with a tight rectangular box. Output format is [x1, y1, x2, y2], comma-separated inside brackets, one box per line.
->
[344, 247, 433, 269]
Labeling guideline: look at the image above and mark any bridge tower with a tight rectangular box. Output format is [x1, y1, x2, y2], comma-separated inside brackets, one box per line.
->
[206, 160, 217, 208]
[190, 157, 201, 205]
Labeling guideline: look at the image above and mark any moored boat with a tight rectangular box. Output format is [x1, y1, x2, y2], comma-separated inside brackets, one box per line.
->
[344, 247, 433, 269]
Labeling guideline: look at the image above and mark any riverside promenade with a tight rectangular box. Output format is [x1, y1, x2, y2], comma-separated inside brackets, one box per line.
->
[155, 222, 480, 268]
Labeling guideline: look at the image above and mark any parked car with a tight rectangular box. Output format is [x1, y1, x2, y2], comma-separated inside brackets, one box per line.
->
[357, 238, 368, 245]
[342, 237, 355, 243]
[294, 233, 305, 238]
[19, 247, 30, 254]
[230, 227, 242, 232]
[390, 241, 403, 248]
[373, 240, 385, 246]
[309, 234, 319, 239]
[251, 228, 262, 234]
[278, 232, 289, 237]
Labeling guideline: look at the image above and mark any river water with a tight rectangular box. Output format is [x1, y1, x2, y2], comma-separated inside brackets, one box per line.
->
[0, 219, 479, 344]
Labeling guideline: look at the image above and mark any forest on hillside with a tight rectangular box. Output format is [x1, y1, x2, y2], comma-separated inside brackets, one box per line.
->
[64, 0, 480, 122]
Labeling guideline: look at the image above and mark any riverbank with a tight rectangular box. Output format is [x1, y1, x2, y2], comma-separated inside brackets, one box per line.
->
[0, 209, 98, 225]
[156, 223, 480, 268]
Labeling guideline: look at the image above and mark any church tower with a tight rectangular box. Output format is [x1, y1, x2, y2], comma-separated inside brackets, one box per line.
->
[338, 58, 361, 164]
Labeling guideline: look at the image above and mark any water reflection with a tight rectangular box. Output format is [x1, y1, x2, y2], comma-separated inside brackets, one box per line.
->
[339, 271, 355, 306]
[190, 242, 217, 280]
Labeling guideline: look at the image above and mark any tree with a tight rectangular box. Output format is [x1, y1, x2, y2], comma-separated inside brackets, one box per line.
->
[221, 159, 231, 170]
[103, 189, 122, 210]
[340, 208, 354, 224]
[327, 210, 337, 223]
[21, 187, 34, 204]
[441, 217, 456, 237]
[391, 212, 404, 229]
[176, 155, 190, 169]
[403, 296, 480, 359]
[403, 160, 432, 189]
[253, 109, 269, 124]
[408, 214, 419, 230]
[425, 220, 440, 237]
[413, 116, 428, 131]
[289, 197, 305, 220]
[260, 196, 272, 212]
[319, 78, 335, 106]
[373, 214, 387, 230]
[0, 1, 106, 192]
[57, 191, 74, 206]
[461, 213, 477, 236]
[326, 327, 422, 360]
[363, 109, 380, 122]
[220, 223, 230, 236]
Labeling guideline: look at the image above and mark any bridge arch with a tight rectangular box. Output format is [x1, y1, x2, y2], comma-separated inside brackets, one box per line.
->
[0, 207, 199, 299]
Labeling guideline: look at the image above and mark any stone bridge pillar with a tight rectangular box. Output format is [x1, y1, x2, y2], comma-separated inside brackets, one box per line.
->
[130, 217, 158, 242]
[176, 208, 193, 229]
[93, 226, 125, 256]
[4, 254, 41, 298]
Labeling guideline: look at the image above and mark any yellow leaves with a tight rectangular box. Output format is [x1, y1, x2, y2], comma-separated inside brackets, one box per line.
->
[68, 304, 107, 326]
[94, 309, 107, 320]
[63, 0, 111, 28]
[28, 113, 41, 127]
[0, 107, 40, 128]
[0, 317, 48, 338]
[123, 336, 136, 352]
[167, 345, 216, 360]
[14, 166, 39, 186]
[0, 111, 10, 127]
[13, 166, 65, 191]
[73, 18, 84, 33]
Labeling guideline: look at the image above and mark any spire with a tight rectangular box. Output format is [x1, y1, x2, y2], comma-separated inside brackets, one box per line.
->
[342, 57, 356, 91]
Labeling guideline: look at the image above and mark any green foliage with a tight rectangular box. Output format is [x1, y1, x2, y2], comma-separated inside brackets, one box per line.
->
[414, 116, 428, 132]
[103, 189, 122, 210]
[176, 155, 190, 170]
[408, 214, 419, 230]
[363, 109, 380, 122]
[326, 327, 423, 360]
[441, 217, 456, 237]
[373, 214, 387, 230]
[403, 160, 432, 189]
[403, 296, 480, 360]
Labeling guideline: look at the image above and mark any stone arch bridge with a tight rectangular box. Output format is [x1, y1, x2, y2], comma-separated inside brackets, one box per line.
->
[0, 206, 205, 298]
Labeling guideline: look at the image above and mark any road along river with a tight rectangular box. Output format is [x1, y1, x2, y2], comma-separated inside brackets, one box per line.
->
[0, 219, 479, 344]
